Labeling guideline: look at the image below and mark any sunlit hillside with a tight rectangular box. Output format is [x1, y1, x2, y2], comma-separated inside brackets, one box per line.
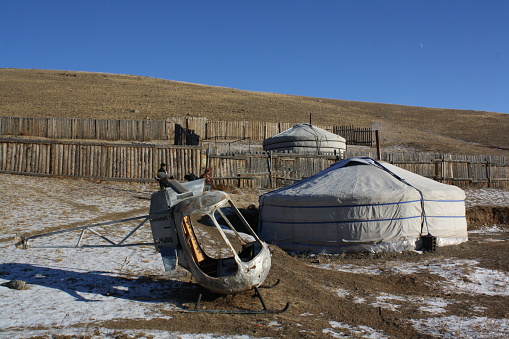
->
[1, 68, 508, 156]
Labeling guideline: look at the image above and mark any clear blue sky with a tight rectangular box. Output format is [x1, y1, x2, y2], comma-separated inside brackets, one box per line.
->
[1, 1, 508, 113]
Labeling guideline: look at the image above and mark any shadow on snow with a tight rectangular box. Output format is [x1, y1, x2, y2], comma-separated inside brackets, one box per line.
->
[0, 263, 199, 304]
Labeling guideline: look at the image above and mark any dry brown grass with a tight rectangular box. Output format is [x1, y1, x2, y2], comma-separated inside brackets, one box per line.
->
[1, 68, 508, 156]
[467, 206, 509, 229]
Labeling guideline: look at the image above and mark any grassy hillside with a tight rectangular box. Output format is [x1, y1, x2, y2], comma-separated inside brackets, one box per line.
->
[1, 68, 508, 157]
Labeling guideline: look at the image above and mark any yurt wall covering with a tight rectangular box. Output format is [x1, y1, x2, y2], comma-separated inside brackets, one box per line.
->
[263, 123, 346, 155]
[258, 157, 468, 253]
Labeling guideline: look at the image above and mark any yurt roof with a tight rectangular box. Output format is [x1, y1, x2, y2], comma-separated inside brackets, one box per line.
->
[263, 123, 346, 146]
[260, 157, 465, 205]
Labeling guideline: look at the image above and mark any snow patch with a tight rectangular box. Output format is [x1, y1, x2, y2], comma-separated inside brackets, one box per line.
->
[323, 321, 389, 339]
[410, 316, 509, 338]
[319, 259, 509, 296]
[464, 188, 509, 208]
[468, 225, 507, 234]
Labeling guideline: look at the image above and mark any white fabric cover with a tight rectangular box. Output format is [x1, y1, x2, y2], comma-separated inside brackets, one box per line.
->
[258, 157, 468, 253]
[263, 123, 346, 155]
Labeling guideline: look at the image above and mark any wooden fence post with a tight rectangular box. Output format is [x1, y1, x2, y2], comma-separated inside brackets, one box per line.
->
[206, 144, 210, 170]
[441, 157, 445, 183]
[487, 156, 492, 188]
[375, 130, 381, 160]
[267, 151, 273, 188]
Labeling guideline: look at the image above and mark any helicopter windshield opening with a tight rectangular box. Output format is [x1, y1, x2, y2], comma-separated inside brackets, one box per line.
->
[180, 199, 263, 277]
[186, 206, 258, 260]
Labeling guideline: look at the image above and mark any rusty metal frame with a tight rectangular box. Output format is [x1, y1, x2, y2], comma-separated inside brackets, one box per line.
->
[15, 215, 153, 250]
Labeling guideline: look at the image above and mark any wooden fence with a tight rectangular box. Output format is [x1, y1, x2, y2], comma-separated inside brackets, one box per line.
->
[207, 150, 509, 189]
[0, 117, 185, 141]
[384, 152, 509, 188]
[0, 116, 374, 146]
[1, 137, 507, 189]
[207, 150, 339, 189]
[0, 138, 202, 181]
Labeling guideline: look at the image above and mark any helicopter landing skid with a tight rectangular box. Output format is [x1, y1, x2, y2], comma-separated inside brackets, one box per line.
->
[181, 282, 290, 314]
[259, 279, 281, 289]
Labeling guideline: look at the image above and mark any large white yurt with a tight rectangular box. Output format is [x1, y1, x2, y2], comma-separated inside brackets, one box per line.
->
[258, 157, 468, 253]
[263, 123, 346, 156]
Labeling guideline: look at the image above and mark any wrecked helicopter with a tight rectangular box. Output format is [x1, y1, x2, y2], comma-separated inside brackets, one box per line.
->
[15, 179, 289, 314]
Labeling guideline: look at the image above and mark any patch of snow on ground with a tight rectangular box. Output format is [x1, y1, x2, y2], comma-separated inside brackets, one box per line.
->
[5, 328, 257, 339]
[0, 174, 152, 242]
[0, 245, 182, 333]
[323, 321, 389, 339]
[464, 188, 509, 208]
[318, 259, 509, 296]
[469, 225, 507, 234]
[411, 259, 509, 296]
[319, 263, 383, 275]
[410, 316, 509, 338]
[373, 293, 450, 314]
[336, 288, 350, 298]
[267, 321, 282, 328]
[340, 289, 451, 315]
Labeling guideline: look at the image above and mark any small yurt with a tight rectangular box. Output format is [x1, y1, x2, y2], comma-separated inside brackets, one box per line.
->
[263, 123, 346, 156]
[258, 157, 468, 253]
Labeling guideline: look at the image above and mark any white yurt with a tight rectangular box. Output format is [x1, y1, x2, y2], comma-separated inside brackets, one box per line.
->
[258, 157, 468, 253]
[263, 123, 346, 156]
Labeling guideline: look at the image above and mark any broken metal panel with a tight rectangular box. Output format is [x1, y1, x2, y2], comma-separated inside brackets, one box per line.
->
[149, 212, 179, 273]
[149, 190, 170, 215]
[150, 189, 181, 273]
[170, 192, 272, 295]
[150, 179, 205, 214]
[159, 246, 178, 272]
[166, 179, 205, 206]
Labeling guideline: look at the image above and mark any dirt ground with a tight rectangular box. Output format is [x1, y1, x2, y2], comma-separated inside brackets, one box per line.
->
[1, 174, 508, 338]
[95, 237, 508, 339]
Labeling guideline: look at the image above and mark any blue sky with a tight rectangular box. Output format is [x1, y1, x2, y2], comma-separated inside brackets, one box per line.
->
[1, 1, 508, 113]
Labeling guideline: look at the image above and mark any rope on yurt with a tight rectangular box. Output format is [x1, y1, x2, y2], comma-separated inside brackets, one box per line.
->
[307, 124, 324, 154]
[369, 159, 431, 237]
